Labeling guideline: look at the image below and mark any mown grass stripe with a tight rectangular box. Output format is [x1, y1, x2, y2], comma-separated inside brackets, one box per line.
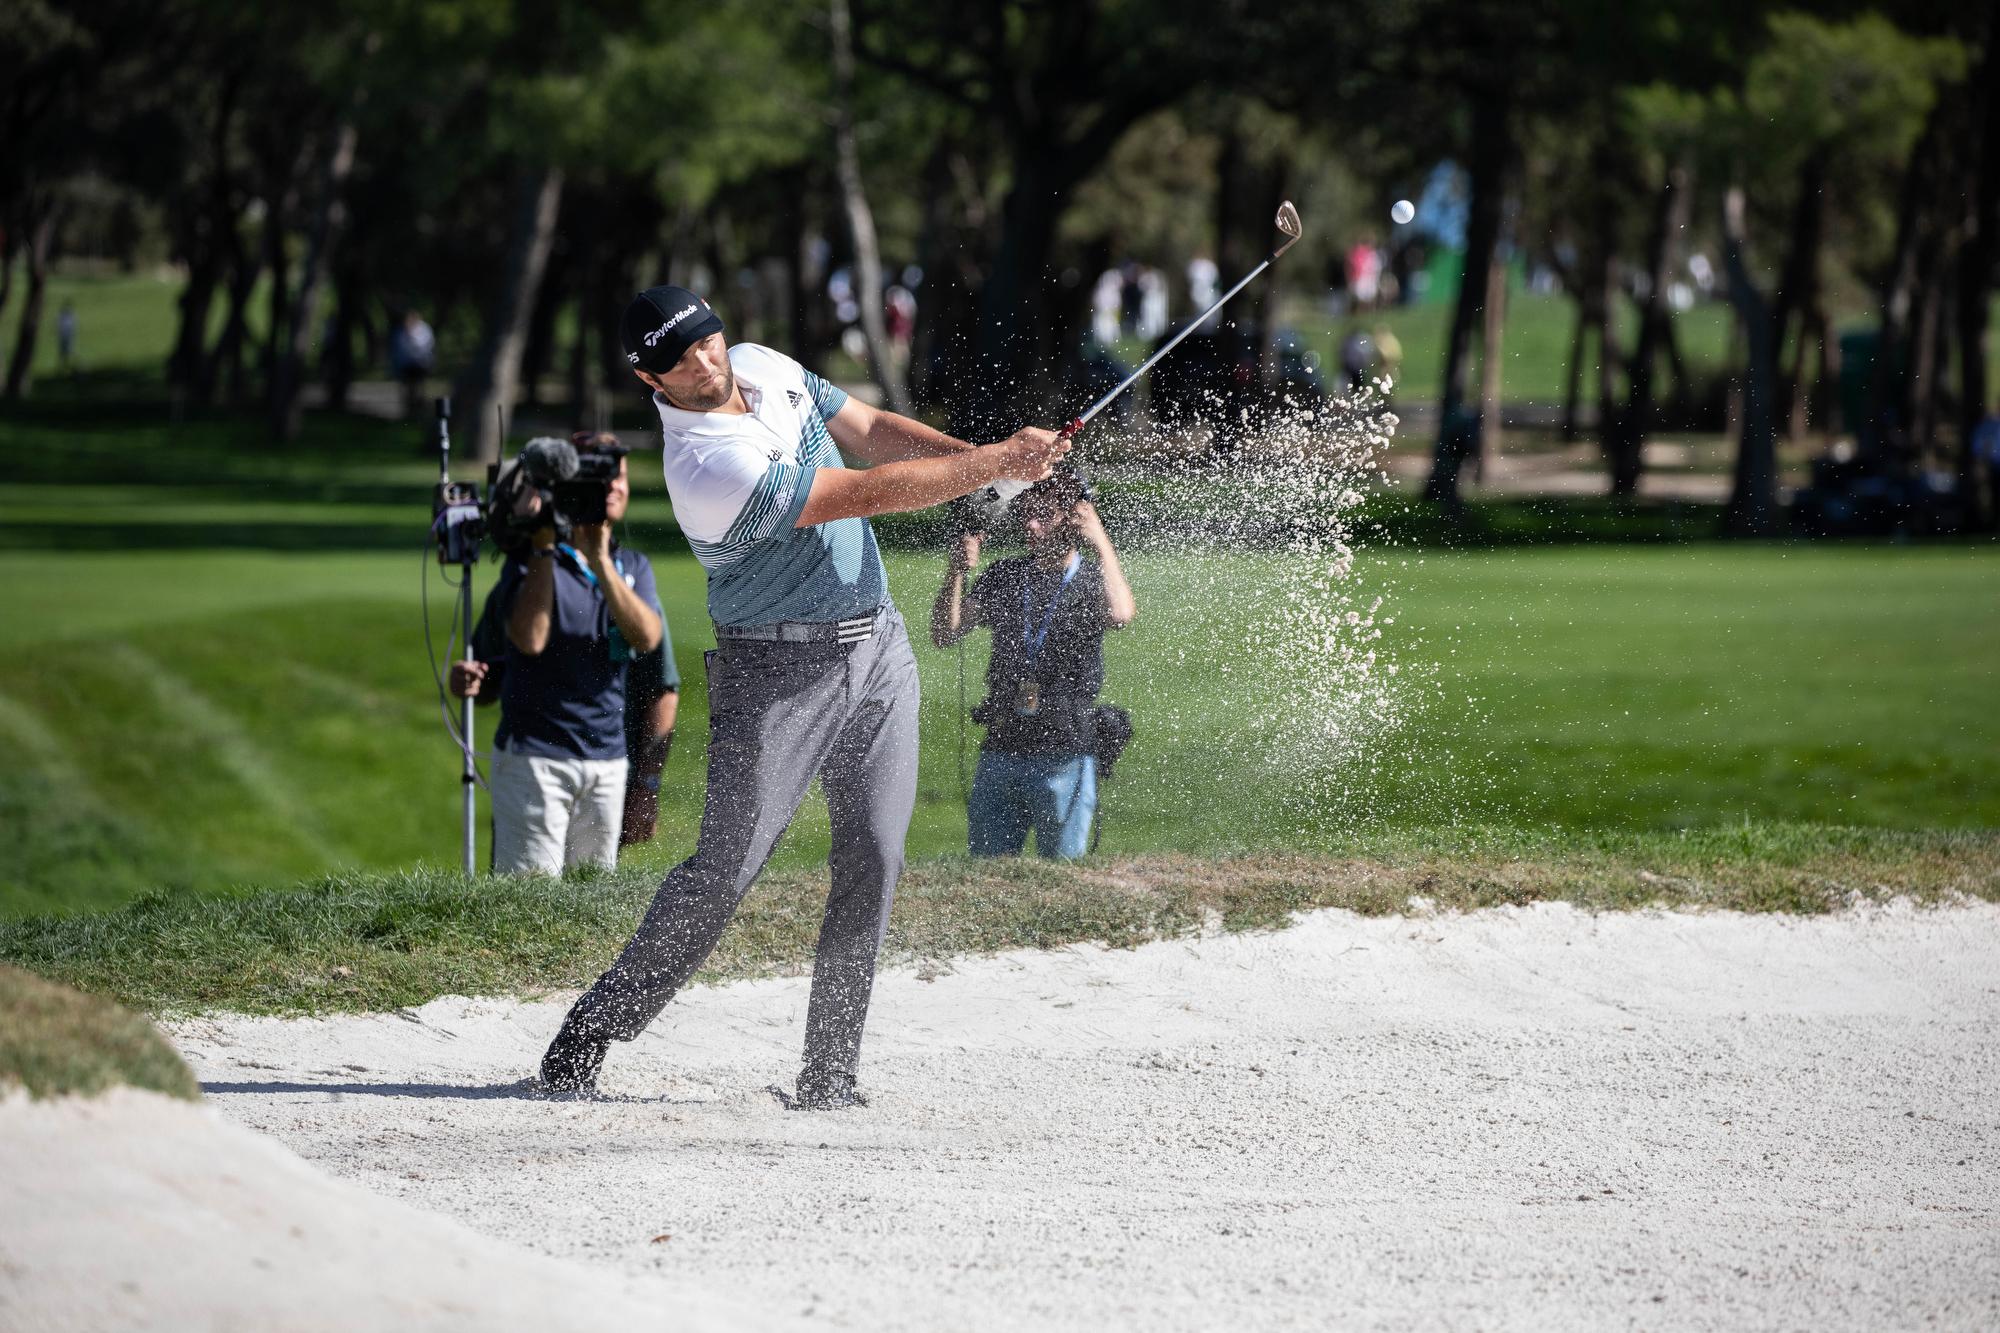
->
[103, 642, 348, 867]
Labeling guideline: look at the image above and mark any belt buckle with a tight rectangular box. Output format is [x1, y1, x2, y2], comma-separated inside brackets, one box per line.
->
[834, 615, 874, 644]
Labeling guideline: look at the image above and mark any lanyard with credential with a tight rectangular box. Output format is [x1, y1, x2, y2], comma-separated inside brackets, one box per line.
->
[1021, 552, 1082, 673]
[557, 544, 636, 661]
[556, 543, 628, 587]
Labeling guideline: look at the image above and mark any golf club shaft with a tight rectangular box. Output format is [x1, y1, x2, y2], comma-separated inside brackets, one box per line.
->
[1065, 252, 1277, 437]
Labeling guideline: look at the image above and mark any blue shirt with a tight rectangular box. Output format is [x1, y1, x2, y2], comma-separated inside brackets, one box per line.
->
[653, 343, 888, 627]
[480, 545, 664, 762]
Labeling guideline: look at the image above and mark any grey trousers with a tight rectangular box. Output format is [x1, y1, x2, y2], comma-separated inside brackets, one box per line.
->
[565, 608, 919, 1081]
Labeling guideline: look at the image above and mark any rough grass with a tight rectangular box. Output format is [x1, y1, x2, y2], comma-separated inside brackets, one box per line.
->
[0, 963, 201, 1100]
[4, 829, 1993, 1018]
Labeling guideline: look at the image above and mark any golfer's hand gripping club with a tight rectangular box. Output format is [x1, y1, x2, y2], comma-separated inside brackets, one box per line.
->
[991, 425, 1071, 483]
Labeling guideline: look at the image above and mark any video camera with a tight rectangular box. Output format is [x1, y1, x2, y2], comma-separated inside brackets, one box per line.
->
[485, 432, 629, 553]
[431, 399, 486, 566]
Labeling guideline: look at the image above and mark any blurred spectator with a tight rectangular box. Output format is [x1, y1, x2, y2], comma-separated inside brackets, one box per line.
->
[1346, 236, 1384, 310]
[1688, 252, 1715, 297]
[885, 285, 917, 370]
[388, 310, 436, 420]
[1119, 261, 1143, 336]
[1339, 328, 1375, 391]
[828, 266, 860, 325]
[1092, 269, 1122, 344]
[1138, 268, 1168, 340]
[1186, 254, 1219, 318]
[1974, 403, 2000, 513]
[1372, 325, 1403, 388]
[1323, 253, 1350, 319]
[56, 301, 77, 372]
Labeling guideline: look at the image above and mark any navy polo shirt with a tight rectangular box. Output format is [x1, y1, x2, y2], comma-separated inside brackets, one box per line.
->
[484, 544, 664, 762]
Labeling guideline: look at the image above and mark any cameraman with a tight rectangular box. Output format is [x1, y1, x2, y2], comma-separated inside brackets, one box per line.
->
[930, 466, 1136, 859]
[449, 432, 666, 874]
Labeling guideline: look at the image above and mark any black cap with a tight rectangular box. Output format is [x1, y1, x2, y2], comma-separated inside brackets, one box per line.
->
[570, 429, 630, 456]
[620, 285, 725, 374]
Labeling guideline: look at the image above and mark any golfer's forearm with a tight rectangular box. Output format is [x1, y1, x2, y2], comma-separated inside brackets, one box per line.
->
[832, 398, 971, 465]
[796, 451, 1000, 527]
[861, 411, 972, 463]
[506, 562, 556, 655]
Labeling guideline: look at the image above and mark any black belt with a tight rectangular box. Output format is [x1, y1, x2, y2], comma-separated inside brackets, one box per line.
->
[715, 606, 886, 644]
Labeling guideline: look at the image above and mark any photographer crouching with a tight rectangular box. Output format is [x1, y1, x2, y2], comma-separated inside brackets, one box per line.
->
[931, 465, 1136, 859]
[449, 431, 670, 874]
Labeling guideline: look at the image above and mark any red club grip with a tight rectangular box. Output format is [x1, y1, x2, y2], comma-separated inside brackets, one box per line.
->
[1059, 418, 1083, 441]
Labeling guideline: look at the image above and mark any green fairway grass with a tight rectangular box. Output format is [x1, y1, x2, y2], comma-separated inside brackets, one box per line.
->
[2, 392, 1995, 919]
[3, 529, 1994, 916]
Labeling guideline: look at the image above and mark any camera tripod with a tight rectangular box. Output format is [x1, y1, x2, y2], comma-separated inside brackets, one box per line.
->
[428, 397, 486, 874]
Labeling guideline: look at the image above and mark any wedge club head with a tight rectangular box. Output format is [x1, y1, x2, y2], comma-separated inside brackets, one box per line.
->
[1274, 200, 1303, 256]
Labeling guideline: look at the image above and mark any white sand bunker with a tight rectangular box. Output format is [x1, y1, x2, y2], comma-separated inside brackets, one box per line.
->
[168, 902, 2000, 1331]
[0, 1088, 795, 1332]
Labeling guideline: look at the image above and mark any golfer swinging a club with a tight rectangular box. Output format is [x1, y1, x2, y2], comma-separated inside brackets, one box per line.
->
[539, 286, 1069, 1107]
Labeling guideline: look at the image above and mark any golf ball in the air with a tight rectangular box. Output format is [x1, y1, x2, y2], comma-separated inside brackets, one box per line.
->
[1390, 199, 1416, 225]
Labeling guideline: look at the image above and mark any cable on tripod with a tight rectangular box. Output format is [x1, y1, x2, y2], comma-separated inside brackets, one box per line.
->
[420, 541, 491, 793]
[955, 637, 969, 804]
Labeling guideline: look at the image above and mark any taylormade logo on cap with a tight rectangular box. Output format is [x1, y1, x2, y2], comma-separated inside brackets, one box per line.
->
[643, 303, 704, 347]
[621, 284, 726, 372]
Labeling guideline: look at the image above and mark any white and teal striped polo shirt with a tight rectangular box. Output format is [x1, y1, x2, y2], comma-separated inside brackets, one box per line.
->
[653, 342, 887, 628]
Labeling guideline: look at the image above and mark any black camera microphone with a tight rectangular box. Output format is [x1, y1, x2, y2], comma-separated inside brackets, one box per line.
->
[518, 435, 580, 485]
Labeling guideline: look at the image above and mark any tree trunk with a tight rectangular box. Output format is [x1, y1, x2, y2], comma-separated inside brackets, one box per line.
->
[1721, 187, 1778, 537]
[1909, 251, 1948, 462]
[1785, 303, 1824, 440]
[1559, 294, 1588, 442]
[0, 229, 19, 363]
[210, 241, 260, 408]
[1768, 152, 1826, 436]
[592, 241, 634, 408]
[908, 145, 976, 410]
[1662, 308, 1691, 416]
[1774, 156, 1827, 439]
[1874, 109, 1947, 459]
[273, 119, 359, 440]
[1605, 165, 1686, 497]
[167, 76, 241, 412]
[568, 295, 597, 431]
[322, 270, 358, 414]
[1475, 239, 1506, 475]
[1588, 156, 1622, 437]
[830, 0, 908, 414]
[459, 165, 565, 464]
[782, 176, 813, 369]
[2, 207, 56, 401]
[167, 246, 221, 413]
[259, 188, 292, 402]
[961, 147, 1065, 438]
[1425, 88, 1510, 508]
[518, 248, 567, 410]
[1959, 1, 2000, 525]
